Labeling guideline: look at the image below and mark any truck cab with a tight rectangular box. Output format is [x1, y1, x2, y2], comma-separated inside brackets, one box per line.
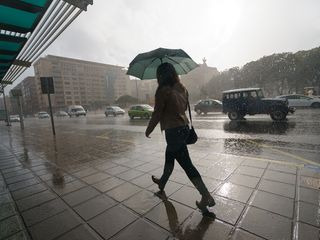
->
[222, 88, 295, 121]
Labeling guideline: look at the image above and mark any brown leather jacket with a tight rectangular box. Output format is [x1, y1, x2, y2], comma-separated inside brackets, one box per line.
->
[146, 82, 189, 136]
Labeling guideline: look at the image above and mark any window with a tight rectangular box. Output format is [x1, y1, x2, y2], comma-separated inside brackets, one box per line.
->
[251, 91, 257, 98]
[287, 95, 298, 99]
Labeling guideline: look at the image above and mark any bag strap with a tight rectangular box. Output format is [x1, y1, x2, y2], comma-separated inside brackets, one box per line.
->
[187, 93, 193, 126]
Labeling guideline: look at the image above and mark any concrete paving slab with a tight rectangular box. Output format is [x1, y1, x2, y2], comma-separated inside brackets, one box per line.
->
[74, 195, 116, 221]
[258, 179, 295, 198]
[109, 219, 169, 240]
[298, 201, 320, 227]
[123, 190, 161, 215]
[28, 210, 82, 240]
[250, 190, 294, 218]
[216, 183, 253, 203]
[55, 224, 103, 240]
[88, 205, 137, 240]
[240, 206, 292, 240]
[21, 198, 68, 227]
[210, 195, 245, 225]
[145, 200, 193, 233]
[106, 182, 143, 202]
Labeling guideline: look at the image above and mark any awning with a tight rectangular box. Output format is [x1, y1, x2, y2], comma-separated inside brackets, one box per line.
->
[0, 0, 93, 86]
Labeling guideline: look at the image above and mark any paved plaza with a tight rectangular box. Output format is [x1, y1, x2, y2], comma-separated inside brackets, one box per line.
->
[0, 118, 320, 240]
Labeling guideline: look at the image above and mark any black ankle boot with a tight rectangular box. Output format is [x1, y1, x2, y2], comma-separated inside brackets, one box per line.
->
[196, 194, 215, 209]
[152, 175, 164, 192]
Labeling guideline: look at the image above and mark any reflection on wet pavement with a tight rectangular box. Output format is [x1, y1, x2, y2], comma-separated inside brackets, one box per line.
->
[223, 120, 296, 135]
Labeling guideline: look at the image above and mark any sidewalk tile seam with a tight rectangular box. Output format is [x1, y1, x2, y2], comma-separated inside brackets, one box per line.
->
[0, 178, 32, 240]
[0, 154, 95, 232]
[231, 227, 268, 240]
[230, 162, 271, 230]
[255, 188, 295, 200]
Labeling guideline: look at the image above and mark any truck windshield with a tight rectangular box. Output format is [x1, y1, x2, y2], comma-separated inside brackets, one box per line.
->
[257, 90, 264, 98]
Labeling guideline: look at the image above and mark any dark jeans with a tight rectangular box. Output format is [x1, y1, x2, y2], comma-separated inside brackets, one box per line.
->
[160, 125, 209, 196]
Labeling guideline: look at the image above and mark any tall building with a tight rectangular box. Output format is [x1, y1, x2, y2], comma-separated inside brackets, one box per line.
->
[12, 77, 39, 115]
[127, 79, 157, 104]
[33, 55, 130, 112]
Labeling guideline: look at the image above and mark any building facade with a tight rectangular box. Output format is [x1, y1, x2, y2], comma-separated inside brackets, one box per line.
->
[11, 77, 39, 115]
[32, 55, 130, 112]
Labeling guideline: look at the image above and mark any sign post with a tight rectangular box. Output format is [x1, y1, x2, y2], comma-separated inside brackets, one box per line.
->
[1, 84, 10, 126]
[40, 77, 55, 136]
[11, 89, 24, 130]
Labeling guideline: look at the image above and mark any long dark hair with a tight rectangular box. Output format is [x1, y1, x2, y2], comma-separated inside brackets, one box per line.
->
[156, 63, 180, 89]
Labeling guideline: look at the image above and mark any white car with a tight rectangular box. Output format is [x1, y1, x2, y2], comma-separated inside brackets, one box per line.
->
[276, 94, 320, 108]
[67, 105, 86, 117]
[38, 111, 50, 119]
[9, 115, 20, 122]
[105, 106, 125, 117]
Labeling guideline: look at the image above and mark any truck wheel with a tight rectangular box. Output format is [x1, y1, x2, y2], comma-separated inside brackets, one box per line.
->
[311, 102, 320, 108]
[270, 110, 286, 121]
[144, 113, 150, 119]
[129, 115, 134, 119]
[228, 111, 240, 120]
[196, 109, 202, 115]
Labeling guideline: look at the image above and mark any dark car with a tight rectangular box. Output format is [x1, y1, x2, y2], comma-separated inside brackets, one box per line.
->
[105, 106, 125, 117]
[194, 99, 222, 115]
[222, 88, 295, 121]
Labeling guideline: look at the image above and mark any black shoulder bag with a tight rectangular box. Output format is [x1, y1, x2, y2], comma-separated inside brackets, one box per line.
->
[186, 99, 198, 145]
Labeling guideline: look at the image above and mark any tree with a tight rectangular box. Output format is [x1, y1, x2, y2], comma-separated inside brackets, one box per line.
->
[202, 46, 320, 97]
[115, 95, 138, 107]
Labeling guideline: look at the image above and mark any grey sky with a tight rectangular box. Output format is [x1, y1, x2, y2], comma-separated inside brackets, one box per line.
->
[6, 0, 320, 92]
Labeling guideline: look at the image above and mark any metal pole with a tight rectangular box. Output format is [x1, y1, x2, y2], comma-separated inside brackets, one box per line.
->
[47, 92, 56, 136]
[135, 80, 138, 101]
[17, 96, 24, 130]
[1, 84, 11, 126]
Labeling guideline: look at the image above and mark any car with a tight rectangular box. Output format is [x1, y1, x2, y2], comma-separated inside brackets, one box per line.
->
[55, 111, 69, 117]
[9, 115, 20, 122]
[194, 99, 222, 115]
[67, 105, 86, 117]
[38, 111, 50, 119]
[222, 88, 295, 121]
[105, 106, 125, 117]
[275, 94, 320, 108]
[128, 104, 153, 119]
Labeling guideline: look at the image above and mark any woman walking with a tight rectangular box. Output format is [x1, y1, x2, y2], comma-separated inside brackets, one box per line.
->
[145, 62, 215, 210]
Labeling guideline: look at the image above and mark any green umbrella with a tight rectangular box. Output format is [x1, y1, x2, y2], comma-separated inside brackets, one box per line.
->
[127, 48, 198, 80]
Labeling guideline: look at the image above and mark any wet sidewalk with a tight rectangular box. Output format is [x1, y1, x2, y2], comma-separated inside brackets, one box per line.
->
[0, 128, 320, 240]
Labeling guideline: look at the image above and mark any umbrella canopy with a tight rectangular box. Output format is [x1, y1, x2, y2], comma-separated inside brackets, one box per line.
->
[127, 48, 198, 80]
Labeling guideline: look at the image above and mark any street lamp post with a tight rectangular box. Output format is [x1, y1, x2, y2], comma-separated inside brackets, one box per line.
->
[1, 84, 11, 126]
[135, 79, 139, 101]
